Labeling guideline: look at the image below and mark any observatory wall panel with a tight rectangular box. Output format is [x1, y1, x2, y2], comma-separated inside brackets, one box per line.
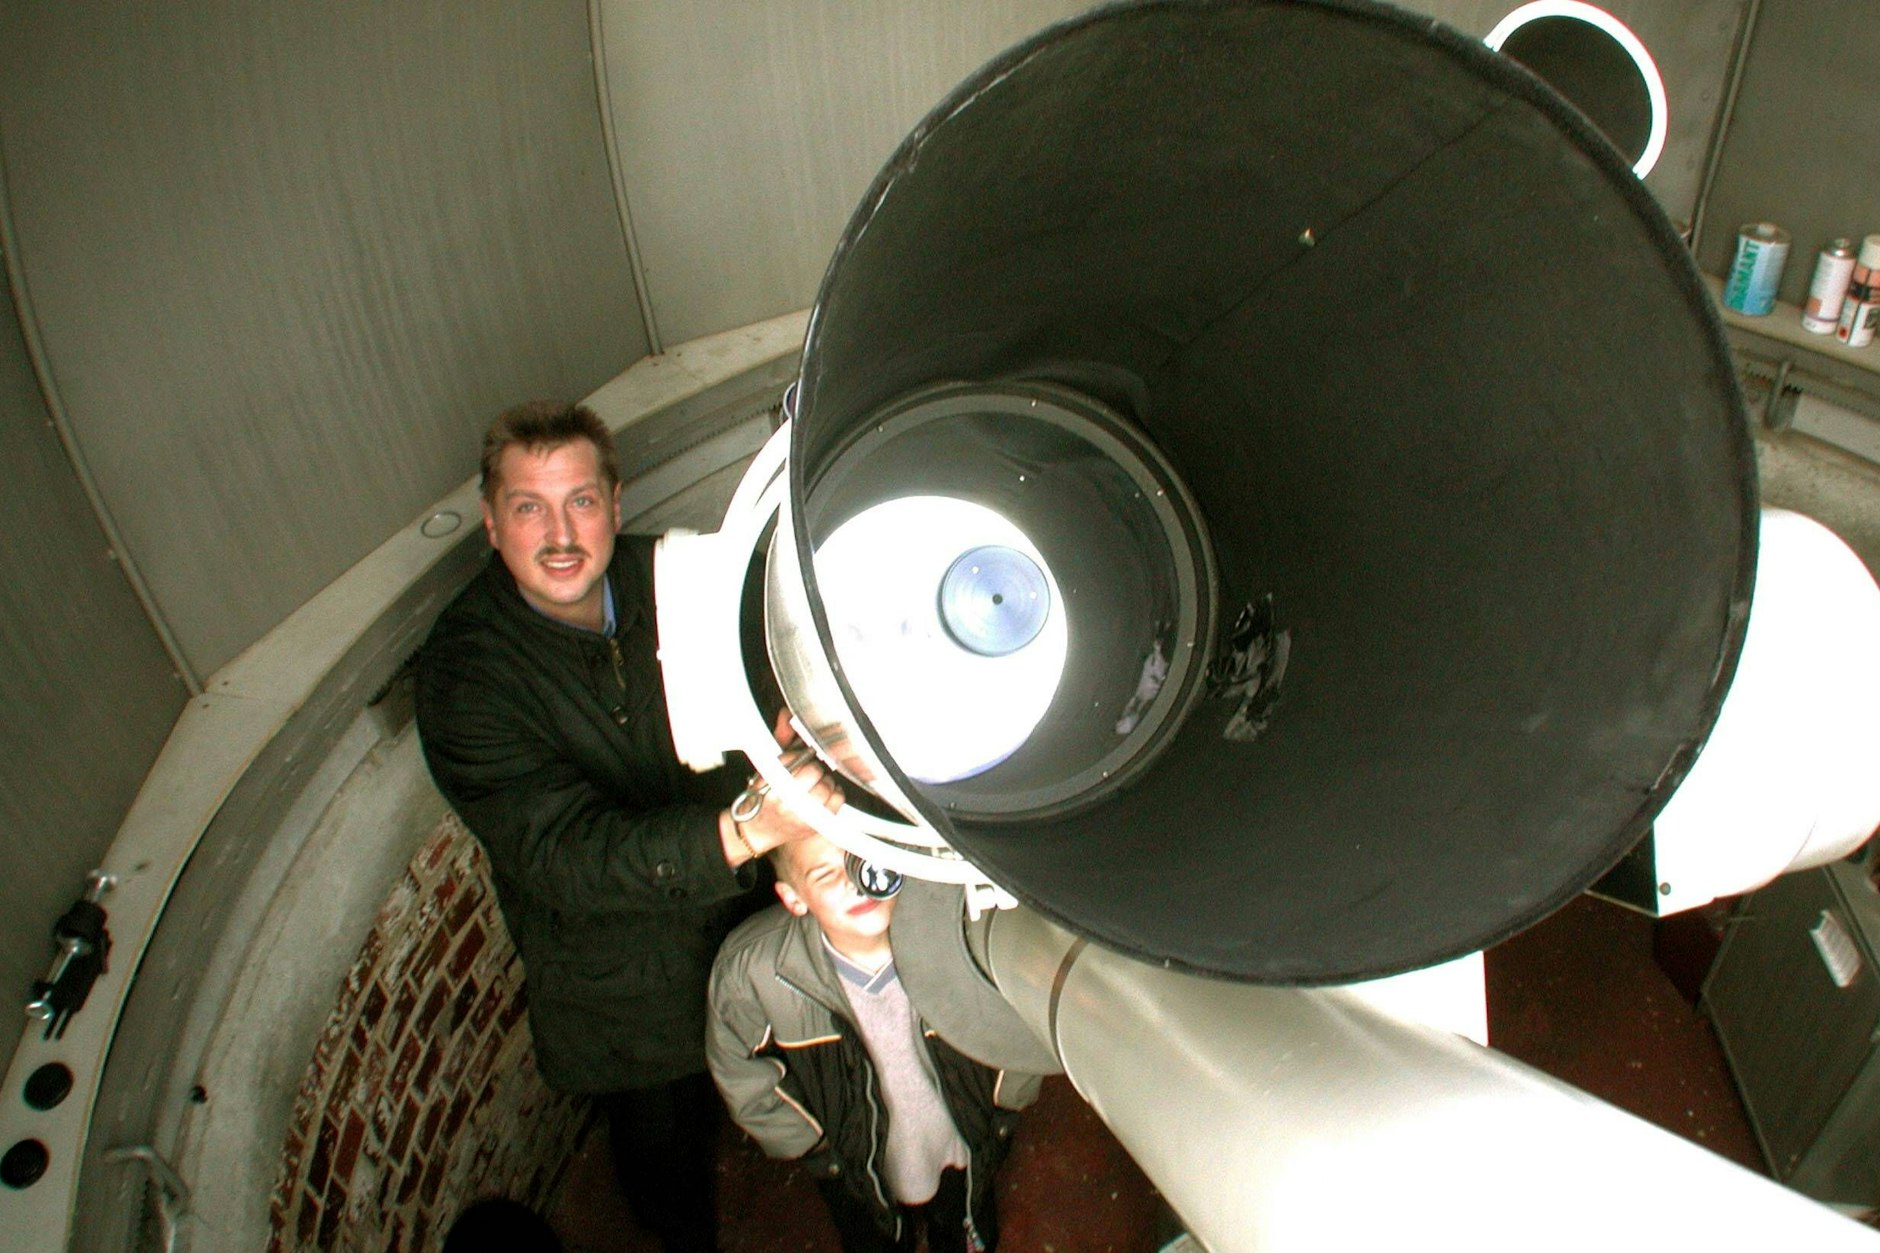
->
[0, 1, 647, 678]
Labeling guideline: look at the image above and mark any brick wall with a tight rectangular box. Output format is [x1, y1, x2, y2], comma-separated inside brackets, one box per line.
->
[269, 813, 586, 1251]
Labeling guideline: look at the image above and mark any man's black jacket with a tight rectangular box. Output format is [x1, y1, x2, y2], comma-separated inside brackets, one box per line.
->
[415, 533, 761, 1092]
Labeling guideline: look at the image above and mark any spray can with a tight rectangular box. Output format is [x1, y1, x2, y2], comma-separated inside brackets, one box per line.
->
[1835, 234, 1880, 348]
[1723, 222, 1790, 316]
[1802, 239, 1857, 333]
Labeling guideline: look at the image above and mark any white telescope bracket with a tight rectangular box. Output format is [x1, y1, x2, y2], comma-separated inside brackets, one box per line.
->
[654, 414, 1017, 915]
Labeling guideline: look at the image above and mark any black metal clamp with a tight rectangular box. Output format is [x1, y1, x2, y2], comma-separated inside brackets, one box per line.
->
[25, 870, 116, 1041]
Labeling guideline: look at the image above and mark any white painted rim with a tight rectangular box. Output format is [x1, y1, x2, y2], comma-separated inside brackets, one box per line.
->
[1485, 2, 1668, 179]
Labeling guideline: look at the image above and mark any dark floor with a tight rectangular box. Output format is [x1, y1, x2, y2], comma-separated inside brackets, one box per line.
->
[543, 893, 1765, 1251]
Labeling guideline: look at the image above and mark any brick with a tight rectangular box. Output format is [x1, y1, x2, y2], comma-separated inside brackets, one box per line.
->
[357, 981, 389, 1031]
[417, 1097, 446, 1156]
[356, 926, 385, 979]
[497, 985, 528, 1033]
[434, 872, 459, 906]
[296, 1187, 321, 1247]
[308, 1022, 343, 1085]
[414, 926, 452, 985]
[389, 1033, 423, 1099]
[382, 1214, 404, 1253]
[413, 1039, 442, 1099]
[418, 1154, 445, 1208]
[409, 1211, 430, 1253]
[472, 1025, 504, 1081]
[335, 1110, 367, 1184]
[306, 1114, 340, 1196]
[370, 1091, 397, 1150]
[441, 1091, 473, 1144]
[412, 878, 441, 917]
[346, 1157, 380, 1227]
[448, 924, 487, 984]
[288, 1077, 323, 1137]
[445, 880, 485, 934]
[465, 980, 500, 1039]
[374, 1160, 395, 1213]
[388, 1094, 420, 1163]
[376, 917, 419, 985]
[279, 1127, 305, 1189]
[362, 1039, 390, 1094]
[317, 1176, 346, 1248]
[413, 981, 449, 1041]
[446, 977, 479, 1037]
[331, 1045, 362, 1108]
[395, 1157, 424, 1207]
[469, 934, 511, 988]
[338, 958, 372, 1017]
[385, 982, 418, 1046]
[438, 1039, 472, 1098]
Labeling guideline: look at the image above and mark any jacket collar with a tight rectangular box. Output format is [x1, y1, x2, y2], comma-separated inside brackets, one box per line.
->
[771, 903, 924, 1021]
[773, 906, 849, 1013]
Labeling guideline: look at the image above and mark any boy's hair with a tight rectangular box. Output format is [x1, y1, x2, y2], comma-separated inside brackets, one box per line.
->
[479, 401, 619, 501]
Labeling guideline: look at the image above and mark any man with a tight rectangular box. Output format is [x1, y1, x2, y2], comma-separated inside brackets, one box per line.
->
[416, 400, 838, 1252]
[707, 834, 1041, 1252]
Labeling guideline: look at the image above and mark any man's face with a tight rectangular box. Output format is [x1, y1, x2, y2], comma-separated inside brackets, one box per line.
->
[481, 440, 620, 631]
[776, 835, 895, 953]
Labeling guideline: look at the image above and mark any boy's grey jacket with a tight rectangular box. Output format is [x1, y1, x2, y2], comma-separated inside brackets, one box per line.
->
[708, 901, 1044, 1237]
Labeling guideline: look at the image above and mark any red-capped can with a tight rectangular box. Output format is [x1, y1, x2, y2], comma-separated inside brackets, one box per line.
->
[1835, 235, 1880, 348]
[1802, 239, 1857, 334]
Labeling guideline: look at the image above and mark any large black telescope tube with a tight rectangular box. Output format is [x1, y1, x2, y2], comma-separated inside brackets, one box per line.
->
[788, 0, 1754, 983]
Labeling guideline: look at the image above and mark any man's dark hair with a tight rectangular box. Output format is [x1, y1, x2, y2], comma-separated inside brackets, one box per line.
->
[480, 401, 619, 502]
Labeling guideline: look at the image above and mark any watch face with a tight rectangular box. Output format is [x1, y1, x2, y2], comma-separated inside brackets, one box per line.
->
[847, 854, 905, 900]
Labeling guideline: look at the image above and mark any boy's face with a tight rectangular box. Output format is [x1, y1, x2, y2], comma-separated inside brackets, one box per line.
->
[775, 835, 895, 952]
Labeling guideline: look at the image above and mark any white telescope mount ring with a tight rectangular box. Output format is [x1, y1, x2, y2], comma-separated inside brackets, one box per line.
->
[655, 416, 1007, 893]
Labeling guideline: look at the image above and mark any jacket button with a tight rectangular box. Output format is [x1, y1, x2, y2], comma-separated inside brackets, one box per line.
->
[610, 705, 628, 726]
[666, 886, 687, 900]
[654, 860, 677, 881]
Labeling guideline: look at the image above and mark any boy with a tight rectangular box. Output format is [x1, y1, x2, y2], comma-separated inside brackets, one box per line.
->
[707, 835, 1041, 1252]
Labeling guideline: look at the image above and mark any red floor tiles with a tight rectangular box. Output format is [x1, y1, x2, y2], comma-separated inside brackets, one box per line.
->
[1484, 892, 1764, 1174]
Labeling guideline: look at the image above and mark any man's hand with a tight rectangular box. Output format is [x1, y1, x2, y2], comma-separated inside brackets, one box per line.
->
[719, 710, 846, 868]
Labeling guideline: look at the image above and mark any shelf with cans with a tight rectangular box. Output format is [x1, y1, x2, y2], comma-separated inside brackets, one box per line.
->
[1724, 228, 1880, 348]
[1707, 226, 1880, 469]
